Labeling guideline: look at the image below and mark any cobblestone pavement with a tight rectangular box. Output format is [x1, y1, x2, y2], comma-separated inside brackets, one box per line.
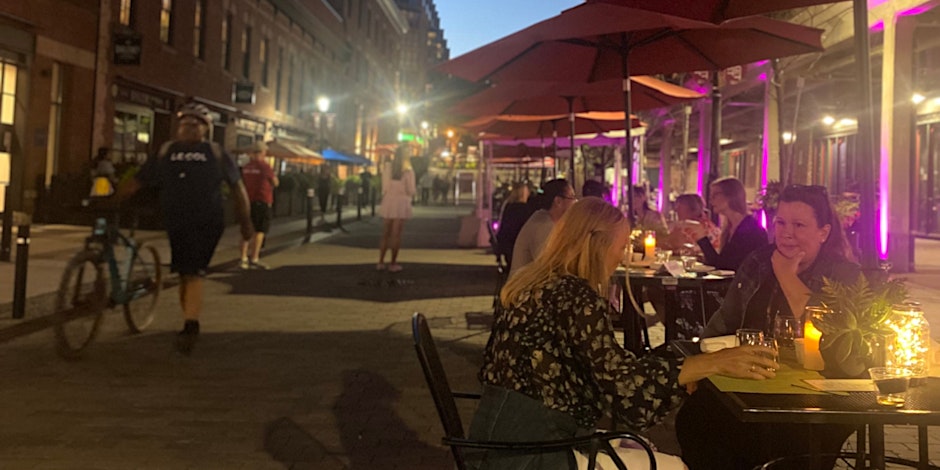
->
[0, 204, 936, 469]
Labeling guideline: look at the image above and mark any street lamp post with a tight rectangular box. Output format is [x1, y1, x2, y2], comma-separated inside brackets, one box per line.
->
[314, 96, 332, 152]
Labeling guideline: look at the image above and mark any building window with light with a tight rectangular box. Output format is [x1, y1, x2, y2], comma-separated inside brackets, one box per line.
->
[119, 0, 133, 27]
[241, 27, 252, 79]
[159, 0, 173, 44]
[193, 0, 205, 58]
[221, 13, 232, 70]
[260, 38, 269, 87]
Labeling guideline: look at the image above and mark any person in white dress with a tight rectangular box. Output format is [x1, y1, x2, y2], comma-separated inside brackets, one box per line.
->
[377, 148, 416, 272]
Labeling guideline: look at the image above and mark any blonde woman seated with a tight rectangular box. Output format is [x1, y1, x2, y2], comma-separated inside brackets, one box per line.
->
[469, 198, 777, 470]
[666, 194, 720, 255]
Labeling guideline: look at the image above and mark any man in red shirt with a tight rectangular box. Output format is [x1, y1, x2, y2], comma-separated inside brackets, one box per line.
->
[240, 141, 279, 269]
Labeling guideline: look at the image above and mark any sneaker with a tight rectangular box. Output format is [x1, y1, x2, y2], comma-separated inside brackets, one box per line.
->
[175, 321, 199, 355]
[250, 259, 270, 270]
[388, 264, 403, 273]
[239, 259, 250, 270]
[376, 263, 386, 271]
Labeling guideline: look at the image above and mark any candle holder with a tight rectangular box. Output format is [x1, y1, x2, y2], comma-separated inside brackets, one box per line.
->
[643, 231, 656, 261]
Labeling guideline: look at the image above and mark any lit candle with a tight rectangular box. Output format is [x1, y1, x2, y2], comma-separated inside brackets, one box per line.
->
[644, 231, 656, 260]
[803, 318, 825, 371]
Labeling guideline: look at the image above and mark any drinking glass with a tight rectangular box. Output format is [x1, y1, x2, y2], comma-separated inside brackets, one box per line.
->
[736, 328, 764, 346]
[654, 248, 673, 265]
[680, 255, 697, 271]
[868, 367, 913, 407]
[758, 338, 779, 371]
[773, 316, 803, 349]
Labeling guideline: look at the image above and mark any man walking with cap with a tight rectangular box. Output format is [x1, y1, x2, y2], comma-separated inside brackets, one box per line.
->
[240, 141, 278, 269]
[118, 102, 253, 355]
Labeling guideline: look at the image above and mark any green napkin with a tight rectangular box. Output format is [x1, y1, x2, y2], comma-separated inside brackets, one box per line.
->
[708, 363, 830, 394]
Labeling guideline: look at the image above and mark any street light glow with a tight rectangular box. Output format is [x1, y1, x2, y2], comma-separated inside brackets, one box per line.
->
[446, 129, 455, 138]
[912, 93, 926, 105]
[421, 121, 429, 130]
[317, 96, 331, 113]
[782, 131, 795, 144]
[822, 115, 836, 126]
[397, 103, 409, 115]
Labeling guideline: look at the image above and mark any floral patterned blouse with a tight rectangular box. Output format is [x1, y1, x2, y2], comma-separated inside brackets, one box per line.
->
[480, 275, 687, 430]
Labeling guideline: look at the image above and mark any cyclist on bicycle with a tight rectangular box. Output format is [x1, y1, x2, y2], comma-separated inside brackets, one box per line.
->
[118, 102, 253, 355]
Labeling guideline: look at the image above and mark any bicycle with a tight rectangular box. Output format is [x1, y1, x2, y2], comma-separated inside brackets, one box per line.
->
[54, 204, 163, 359]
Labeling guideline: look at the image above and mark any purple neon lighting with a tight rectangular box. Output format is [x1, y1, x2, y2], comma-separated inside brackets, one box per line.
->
[880, 145, 889, 257]
[870, 20, 885, 32]
[757, 73, 768, 81]
[760, 209, 767, 230]
[898, 5, 934, 16]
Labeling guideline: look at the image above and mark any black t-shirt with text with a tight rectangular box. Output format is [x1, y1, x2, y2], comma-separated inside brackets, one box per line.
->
[136, 140, 240, 229]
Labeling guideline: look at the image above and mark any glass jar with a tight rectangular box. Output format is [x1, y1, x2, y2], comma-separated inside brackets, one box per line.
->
[884, 302, 931, 379]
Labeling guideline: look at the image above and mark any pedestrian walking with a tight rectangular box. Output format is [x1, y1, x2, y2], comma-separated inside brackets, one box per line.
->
[117, 103, 253, 355]
[239, 141, 279, 270]
[418, 171, 433, 205]
[89, 147, 116, 197]
[377, 147, 415, 272]
[316, 165, 333, 224]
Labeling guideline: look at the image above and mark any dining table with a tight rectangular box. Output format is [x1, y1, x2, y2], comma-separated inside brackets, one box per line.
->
[672, 339, 940, 470]
[612, 264, 734, 354]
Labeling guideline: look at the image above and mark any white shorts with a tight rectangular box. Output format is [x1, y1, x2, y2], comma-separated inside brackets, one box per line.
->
[574, 440, 687, 470]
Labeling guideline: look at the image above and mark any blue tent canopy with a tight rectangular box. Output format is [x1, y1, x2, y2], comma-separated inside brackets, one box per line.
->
[322, 148, 373, 166]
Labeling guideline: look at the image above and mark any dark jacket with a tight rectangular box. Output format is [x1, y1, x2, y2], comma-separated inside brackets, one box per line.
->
[703, 245, 861, 337]
[697, 214, 767, 271]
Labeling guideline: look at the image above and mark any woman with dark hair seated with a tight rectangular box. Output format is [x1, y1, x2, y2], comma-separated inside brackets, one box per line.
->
[688, 177, 767, 270]
[676, 184, 861, 470]
[471, 198, 778, 470]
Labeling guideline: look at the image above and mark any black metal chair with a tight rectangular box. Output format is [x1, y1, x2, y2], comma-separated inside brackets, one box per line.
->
[411, 312, 656, 470]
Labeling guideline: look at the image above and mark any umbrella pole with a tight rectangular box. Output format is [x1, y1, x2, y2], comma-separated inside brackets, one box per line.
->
[567, 97, 576, 186]
[620, 41, 635, 225]
[708, 71, 722, 224]
[852, 0, 879, 271]
[552, 121, 559, 178]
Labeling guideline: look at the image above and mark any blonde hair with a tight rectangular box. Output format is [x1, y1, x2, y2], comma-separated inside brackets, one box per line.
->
[501, 198, 627, 307]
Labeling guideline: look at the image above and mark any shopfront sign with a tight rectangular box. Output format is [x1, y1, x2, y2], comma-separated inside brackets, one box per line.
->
[233, 82, 256, 104]
[115, 85, 171, 111]
[113, 30, 142, 65]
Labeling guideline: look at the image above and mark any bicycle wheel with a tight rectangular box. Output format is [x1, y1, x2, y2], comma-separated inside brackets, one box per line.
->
[123, 244, 162, 333]
[54, 250, 107, 360]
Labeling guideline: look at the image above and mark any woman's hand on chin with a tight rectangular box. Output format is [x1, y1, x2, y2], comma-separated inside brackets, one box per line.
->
[772, 247, 804, 279]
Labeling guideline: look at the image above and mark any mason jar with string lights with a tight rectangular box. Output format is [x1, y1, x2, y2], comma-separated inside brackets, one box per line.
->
[884, 302, 931, 381]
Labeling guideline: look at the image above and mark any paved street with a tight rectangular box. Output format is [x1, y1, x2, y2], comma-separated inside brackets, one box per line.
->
[0, 204, 938, 469]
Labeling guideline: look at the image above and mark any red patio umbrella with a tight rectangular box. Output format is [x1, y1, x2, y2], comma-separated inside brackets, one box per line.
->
[585, 0, 847, 23]
[436, 3, 823, 223]
[450, 76, 702, 118]
[450, 76, 701, 171]
[462, 113, 641, 141]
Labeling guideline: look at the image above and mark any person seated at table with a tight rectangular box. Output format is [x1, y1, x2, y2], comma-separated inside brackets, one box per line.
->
[471, 197, 777, 470]
[675, 184, 861, 470]
[631, 185, 669, 243]
[666, 193, 720, 256]
[496, 182, 534, 269]
[582, 179, 608, 200]
[508, 179, 576, 276]
[687, 176, 767, 271]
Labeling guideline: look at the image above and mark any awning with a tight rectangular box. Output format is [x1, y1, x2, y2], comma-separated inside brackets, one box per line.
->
[322, 148, 374, 166]
[264, 140, 324, 165]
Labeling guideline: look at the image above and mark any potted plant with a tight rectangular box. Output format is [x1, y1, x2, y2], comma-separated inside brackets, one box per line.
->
[810, 274, 908, 378]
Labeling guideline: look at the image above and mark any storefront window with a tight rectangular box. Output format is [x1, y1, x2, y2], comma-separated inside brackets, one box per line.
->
[1, 62, 16, 125]
[113, 107, 153, 165]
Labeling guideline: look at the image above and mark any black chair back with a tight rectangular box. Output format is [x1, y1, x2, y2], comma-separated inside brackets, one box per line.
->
[412, 313, 469, 468]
